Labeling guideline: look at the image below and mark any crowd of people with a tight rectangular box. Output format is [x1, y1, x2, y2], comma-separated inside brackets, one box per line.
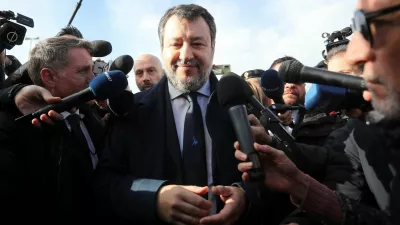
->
[0, 0, 400, 225]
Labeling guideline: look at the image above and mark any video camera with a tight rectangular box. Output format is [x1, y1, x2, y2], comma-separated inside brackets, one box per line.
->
[0, 10, 34, 51]
[321, 26, 352, 60]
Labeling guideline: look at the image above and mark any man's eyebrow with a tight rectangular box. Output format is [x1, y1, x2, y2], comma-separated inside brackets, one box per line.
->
[73, 65, 92, 70]
[190, 36, 206, 41]
[168, 36, 206, 41]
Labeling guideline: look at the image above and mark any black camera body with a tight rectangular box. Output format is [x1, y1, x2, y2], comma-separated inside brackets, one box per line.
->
[0, 10, 34, 51]
[321, 27, 352, 60]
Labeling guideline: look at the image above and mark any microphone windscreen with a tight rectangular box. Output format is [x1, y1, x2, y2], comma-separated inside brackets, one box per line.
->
[278, 59, 303, 84]
[260, 69, 284, 100]
[89, 70, 128, 100]
[109, 55, 134, 75]
[91, 40, 112, 57]
[305, 84, 345, 112]
[217, 72, 253, 107]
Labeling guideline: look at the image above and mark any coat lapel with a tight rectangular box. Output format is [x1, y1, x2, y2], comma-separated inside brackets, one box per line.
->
[135, 77, 183, 182]
[164, 81, 184, 184]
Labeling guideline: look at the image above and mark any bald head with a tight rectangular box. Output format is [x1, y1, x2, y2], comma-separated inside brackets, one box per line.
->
[134, 54, 163, 91]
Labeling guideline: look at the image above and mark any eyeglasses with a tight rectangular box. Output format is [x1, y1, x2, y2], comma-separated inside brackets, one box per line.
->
[352, 4, 400, 46]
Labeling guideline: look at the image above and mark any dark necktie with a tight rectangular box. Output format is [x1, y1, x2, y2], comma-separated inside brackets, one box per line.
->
[182, 92, 207, 187]
[66, 114, 96, 156]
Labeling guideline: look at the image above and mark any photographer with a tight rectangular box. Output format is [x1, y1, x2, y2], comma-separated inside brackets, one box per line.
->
[236, 1, 400, 224]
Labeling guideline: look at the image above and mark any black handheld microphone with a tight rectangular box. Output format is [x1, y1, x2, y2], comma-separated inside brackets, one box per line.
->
[260, 69, 285, 104]
[279, 59, 367, 91]
[109, 55, 134, 75]
[217, 73, 263, 181]
[90, 40, 113, 57]
[16, 70, 128, 122]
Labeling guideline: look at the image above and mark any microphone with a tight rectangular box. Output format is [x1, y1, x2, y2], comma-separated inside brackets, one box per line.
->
[260, 69, 285, 104]
[16, 70, 128, 122]
[217, 73, 263, 181]
[278, 59, 367, 91]
[109, 55, 134, 75]
[305, 83, 370, 112]
[90, 40, 112, 57]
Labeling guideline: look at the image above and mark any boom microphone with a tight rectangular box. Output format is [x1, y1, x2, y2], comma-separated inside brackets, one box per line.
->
[279, 59, 367, 91]
[218, 73, 263, 181]
[16, 70, 128, 122]
[260, 69, 285, 104]
[91, 40, 112, 57]
[109, 55, 134, 75]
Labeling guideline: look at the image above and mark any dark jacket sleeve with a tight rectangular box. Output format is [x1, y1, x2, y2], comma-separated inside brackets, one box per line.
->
[281, 119, 393, 225]
[0, 111, 25, 222]
[0, 83, 28, 115]
[280, 119, 363, 225]
[94, 117, 169, 224]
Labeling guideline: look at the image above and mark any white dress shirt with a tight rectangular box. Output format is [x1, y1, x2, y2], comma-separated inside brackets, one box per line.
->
[61, 110, 98, 169]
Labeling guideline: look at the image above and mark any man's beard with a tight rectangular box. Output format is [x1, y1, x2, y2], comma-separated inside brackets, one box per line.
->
[371, 84, 400, 119]
[366, 73, 400, 118]
[165, 59, 210, 93]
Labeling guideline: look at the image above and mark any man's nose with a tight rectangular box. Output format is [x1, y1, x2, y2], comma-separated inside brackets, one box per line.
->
[143, 73, 150, 82]
[179, 42, 194, 61]
[346, 31, 373, 68]
[285, 83, 296, 89]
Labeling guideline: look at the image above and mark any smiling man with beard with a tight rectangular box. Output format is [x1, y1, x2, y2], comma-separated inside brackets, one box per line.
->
[95, 4, 259, 225]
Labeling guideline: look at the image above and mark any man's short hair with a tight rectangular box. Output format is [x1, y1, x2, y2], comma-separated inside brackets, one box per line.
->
[56, 26, 84, 39]
[326, 44, 363, 74]
[158, 4, 216, 48]
[326, 44, 347, 62]
[28, 37, 92, 86]
[269, 56, 297, 69]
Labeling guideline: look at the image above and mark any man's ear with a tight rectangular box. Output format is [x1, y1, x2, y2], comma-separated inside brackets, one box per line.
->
[40, 68, 56, 88]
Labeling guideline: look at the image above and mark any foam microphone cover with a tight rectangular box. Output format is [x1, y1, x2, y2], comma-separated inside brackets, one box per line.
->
[89, 70, 128, 100]
[217, 72, 253, 107]
[109, 55, 134, 75]
[278, 59, 303, 84]
[260, 69, 284, 100]
[91, 40, 113, 57]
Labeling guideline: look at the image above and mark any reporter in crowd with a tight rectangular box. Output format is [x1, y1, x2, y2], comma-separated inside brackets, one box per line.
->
[236, 1, 400, 224]
[326, 45, 362, 76]
[1, 26, 84, 89]
[94, 4, 266, 225]
[272, 55, 348, 146]
[134, 54, 164, 91]
[0, 37, 108, 224]
[270, 56, 306, 128]
[242, 69, 272, 108]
